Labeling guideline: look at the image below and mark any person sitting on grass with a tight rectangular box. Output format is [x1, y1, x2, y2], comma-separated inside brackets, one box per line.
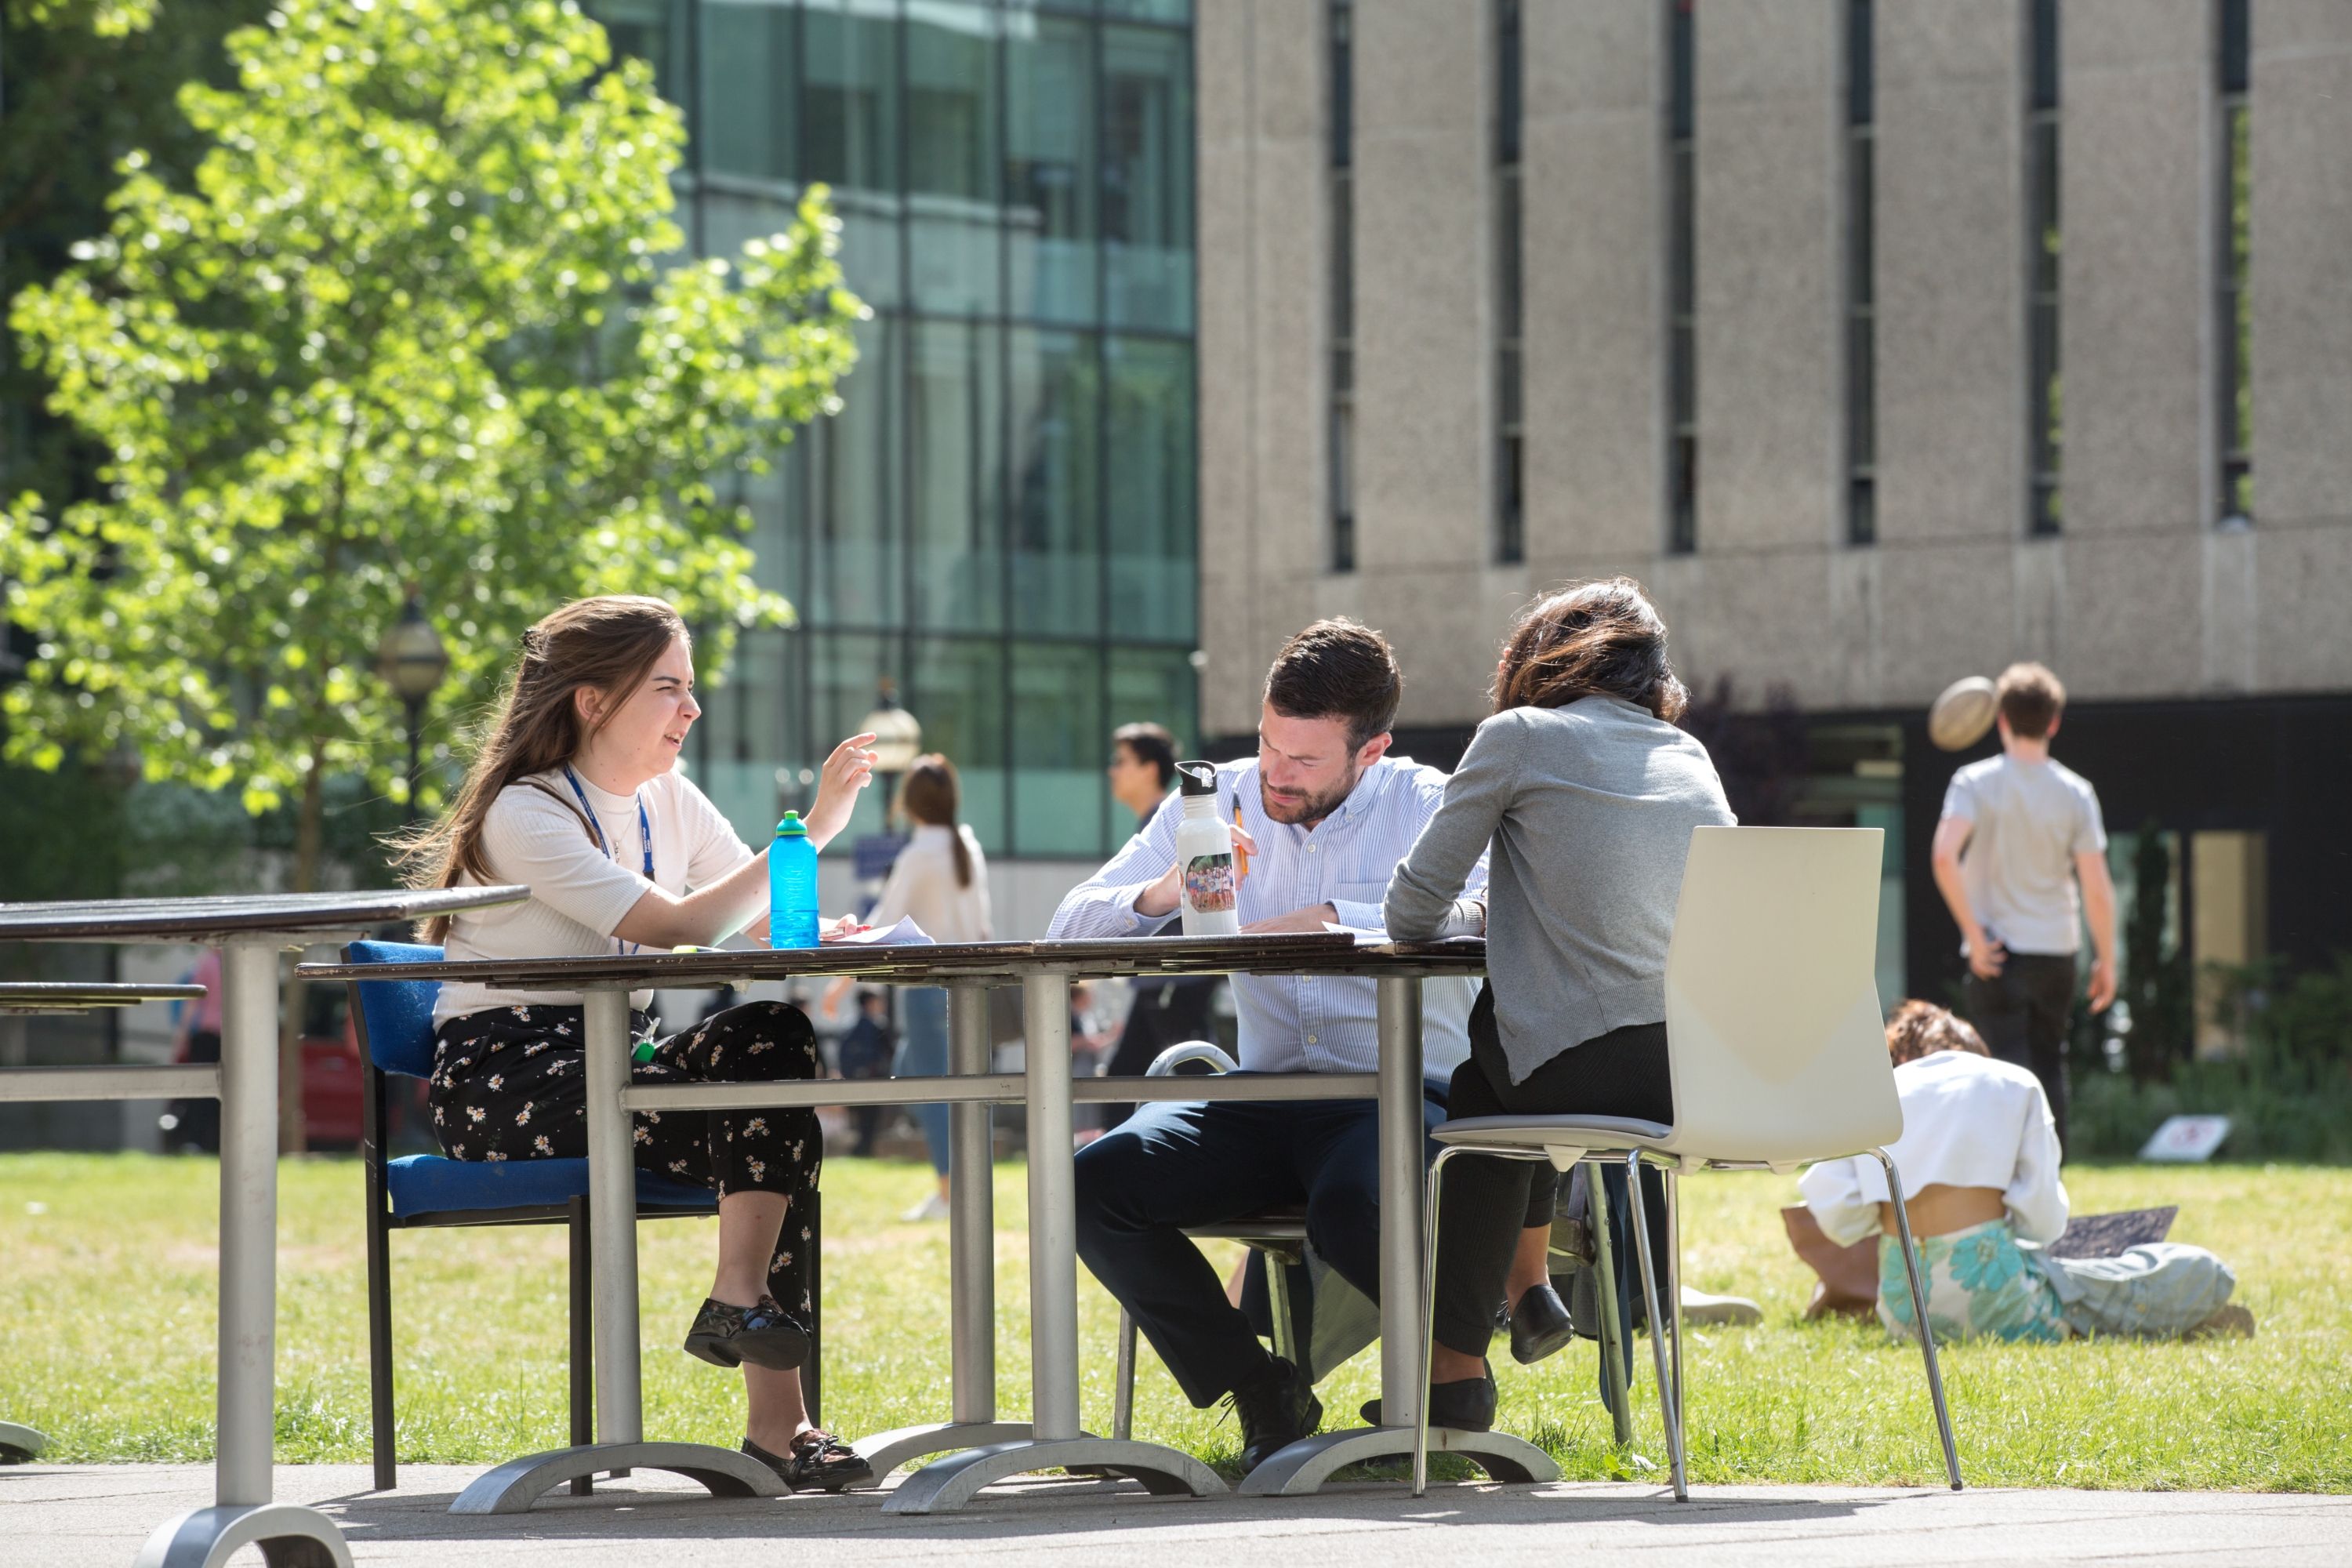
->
[1798, 1001, 2252, 1344]
[395, 593, 880, 1491]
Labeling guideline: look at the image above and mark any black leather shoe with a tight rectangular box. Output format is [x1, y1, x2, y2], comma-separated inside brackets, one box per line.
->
[1510, 1280, 1576, 1365]
[742, 1430, 873, 1493]
[1229, 1356, 1322, 1473]
[684, 1295, 811, 1371]
[1360, 1366, 1497, 1432]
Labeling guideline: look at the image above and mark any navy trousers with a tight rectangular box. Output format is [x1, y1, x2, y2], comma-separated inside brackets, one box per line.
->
[1073, 1082, 1445, 1408]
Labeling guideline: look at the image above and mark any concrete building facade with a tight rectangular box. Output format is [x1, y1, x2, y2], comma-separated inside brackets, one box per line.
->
[1196, 0, 2352, 1009]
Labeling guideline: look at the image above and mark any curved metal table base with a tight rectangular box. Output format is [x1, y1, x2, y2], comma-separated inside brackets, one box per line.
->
[1237, 1425, 1561, 1497]
[133, 1503, 351, 1568]
[448, 1441, 787, 1515]
[0, 1420, 47, 1464]
[848, 1421, 1034, 1486]
[881, 1438, 1225, 1514]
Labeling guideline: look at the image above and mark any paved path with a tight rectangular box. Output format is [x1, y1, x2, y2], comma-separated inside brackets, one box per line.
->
[5, 1464, 2347, 1566]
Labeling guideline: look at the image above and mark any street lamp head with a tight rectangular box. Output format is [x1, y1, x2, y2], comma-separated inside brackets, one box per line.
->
[858, 684, 924, 776]
[377, 595, 451, 706]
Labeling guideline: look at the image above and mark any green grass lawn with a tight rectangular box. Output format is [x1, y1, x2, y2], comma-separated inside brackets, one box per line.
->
[1, 1152, 2345, 1490]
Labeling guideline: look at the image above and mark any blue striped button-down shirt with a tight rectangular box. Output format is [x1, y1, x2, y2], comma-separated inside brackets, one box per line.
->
[1047, 756, 1488, 1077]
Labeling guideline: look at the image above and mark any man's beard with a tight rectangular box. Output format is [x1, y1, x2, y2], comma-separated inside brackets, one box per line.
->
[1260, 763, 1361, 828]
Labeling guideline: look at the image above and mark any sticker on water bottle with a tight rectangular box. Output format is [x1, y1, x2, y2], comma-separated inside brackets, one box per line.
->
[1184, 853, 1236, 914]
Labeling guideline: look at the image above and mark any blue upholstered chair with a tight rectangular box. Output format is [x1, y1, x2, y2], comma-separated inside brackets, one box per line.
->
[347, 940, 735, 1493]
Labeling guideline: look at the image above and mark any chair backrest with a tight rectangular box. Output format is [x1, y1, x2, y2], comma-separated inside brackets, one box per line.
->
[343, 940, 445, 1081]
[1660, 826, 1898, 1165]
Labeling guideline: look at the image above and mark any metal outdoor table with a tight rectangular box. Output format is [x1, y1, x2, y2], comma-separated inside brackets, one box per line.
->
[0, 888, 529, 1568]
[0, 982, 206, 1467]
[298, 932, 1556, 1515]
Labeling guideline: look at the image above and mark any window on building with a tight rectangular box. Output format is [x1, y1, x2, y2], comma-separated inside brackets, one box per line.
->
[1846, 0, 1876, 546]
[1666, 0, 1697, 554]
[1329, 0, 1356, 575]
[2027, 0, 2062, 537]
[597, 0, 1201, 863]
[2216, 0, 2252, 526]
[1496, 0, 1525, 565]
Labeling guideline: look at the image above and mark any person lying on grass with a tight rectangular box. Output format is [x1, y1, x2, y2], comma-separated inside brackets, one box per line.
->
[1798, 1001, 2252, 1344]
[395, 593, 879, 1491]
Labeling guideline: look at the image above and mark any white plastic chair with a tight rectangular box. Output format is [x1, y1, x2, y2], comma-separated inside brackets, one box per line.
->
[1414, 825, 1962, 1499]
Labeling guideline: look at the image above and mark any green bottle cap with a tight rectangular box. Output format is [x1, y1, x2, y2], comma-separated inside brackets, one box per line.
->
[774, 810, 807, 838]
[631, 1038, 658, 1065]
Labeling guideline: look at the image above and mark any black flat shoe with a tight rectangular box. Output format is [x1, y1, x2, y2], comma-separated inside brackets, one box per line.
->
[684, 1295, 811, 1371]
[742, 1430, 873, 1494]
[1510, 1280, 1576, 1365]
[1360, 1366, 1497, 1432]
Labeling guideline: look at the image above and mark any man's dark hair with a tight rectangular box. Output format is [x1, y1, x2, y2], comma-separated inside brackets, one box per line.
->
[1112, 722, 1178, 790]
[1996, 662, 2066, 740]
[1264, 618, 1403, 750]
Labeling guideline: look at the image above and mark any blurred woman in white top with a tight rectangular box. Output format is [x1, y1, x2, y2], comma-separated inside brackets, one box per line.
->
[871, 754, 989, 1219]
[1799, 1002, 2247, 1343]
[395, 595, 880, 1490]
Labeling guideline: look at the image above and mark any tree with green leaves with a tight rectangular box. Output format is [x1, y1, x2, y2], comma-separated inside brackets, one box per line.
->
[2, 0, 863, 1142]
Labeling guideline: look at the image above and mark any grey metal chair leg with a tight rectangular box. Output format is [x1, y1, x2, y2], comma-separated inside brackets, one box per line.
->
[1623, 1150, 1686, 1500]
[1412, 1145, 1463, 1497]
[1664, 1165, 1686, 1439]
[1874, 1149, 1964, 1490]
[1263, 1248, 1299, 1372]
[1112, 1308, 1138, 1443]
[1584, 1160, 1635, 1447]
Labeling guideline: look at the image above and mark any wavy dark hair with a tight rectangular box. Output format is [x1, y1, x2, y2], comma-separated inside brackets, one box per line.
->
[391, 595, 688, 940]
[1493, 577, 1689, 720]
[1885, 1000, 1991, 1066]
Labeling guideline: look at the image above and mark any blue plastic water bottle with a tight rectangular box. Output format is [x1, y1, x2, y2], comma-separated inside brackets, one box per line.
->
[769, 811, 820, 949]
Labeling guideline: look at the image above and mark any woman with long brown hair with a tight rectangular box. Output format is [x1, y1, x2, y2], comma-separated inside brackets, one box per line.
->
[1381, 578, 1734, 1430]
[395, 594, 878, 1490]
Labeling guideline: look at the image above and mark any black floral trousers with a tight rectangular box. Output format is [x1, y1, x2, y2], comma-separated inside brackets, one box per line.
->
[429, 999, 823, 1315]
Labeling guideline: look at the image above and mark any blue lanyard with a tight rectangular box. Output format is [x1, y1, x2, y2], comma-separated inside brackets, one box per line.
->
[562, 765, 653, 956]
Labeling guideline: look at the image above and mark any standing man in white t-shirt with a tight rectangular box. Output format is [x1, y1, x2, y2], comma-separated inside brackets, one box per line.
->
[1930, 662, 2118, 1156]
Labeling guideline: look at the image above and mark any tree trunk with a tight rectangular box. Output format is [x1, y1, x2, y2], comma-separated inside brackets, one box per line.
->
[277, 750, 327, 1155]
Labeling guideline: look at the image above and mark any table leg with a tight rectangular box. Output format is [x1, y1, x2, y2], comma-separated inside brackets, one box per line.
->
[1239, 975, 1558, 1497]
[135, 940, 353, 1568]
[884, 972, 1221, 1514]
[851, 980, 1029, 1482]
[449, 989, 781, 1515]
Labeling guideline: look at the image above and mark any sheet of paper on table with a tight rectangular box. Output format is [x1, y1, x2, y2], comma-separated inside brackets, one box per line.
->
[1321, 922, 1483, 948]
[822, 916, 935, 946]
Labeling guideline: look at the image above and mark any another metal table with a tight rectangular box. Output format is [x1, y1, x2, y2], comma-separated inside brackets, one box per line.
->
[0, 982, 207, 1465]
[0, 889, 528, 1568]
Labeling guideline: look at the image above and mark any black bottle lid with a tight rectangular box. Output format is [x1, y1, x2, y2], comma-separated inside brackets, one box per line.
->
[1176, 760, 1218, 797]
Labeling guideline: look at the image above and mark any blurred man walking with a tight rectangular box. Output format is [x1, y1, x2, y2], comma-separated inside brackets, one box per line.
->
[1931, 663, 2118, 1156]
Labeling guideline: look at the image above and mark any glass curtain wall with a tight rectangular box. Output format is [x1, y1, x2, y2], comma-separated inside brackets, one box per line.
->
[597, 0, 1199, 862]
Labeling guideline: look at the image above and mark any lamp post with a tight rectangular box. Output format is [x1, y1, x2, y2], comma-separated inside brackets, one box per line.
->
[376, 594, 451, 822]
[858, 677, 924, 822]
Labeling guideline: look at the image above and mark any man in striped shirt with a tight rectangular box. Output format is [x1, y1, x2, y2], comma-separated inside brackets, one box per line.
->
[1049, 619, 1485, 1474]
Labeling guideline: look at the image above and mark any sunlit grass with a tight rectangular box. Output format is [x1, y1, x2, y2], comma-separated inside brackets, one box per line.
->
[1, 1153, 2343, 1490]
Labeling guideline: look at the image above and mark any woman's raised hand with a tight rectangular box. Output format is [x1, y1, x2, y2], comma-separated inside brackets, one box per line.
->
[804, 733, 878, 849]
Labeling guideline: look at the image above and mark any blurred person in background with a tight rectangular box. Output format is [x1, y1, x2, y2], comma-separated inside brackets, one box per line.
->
[862, 754, 992, 1221]
[1095, 722, 1221, 1126]
[836, 989, 895, 1158]
[1932, 662, 2118, 1157]
[162, 947, 225, 1153]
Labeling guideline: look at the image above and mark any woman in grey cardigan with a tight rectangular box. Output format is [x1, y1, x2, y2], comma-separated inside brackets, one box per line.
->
[1383, 578, 1733, 1429]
